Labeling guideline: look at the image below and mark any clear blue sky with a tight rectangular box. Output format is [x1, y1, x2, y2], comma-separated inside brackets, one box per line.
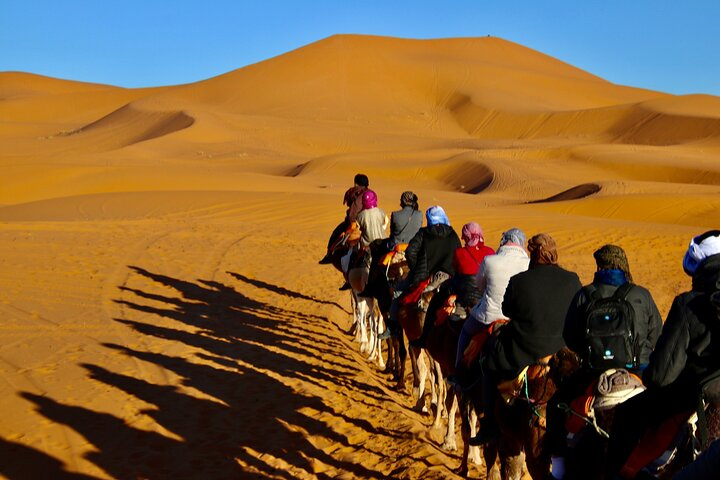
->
[2, 1, 719, 95]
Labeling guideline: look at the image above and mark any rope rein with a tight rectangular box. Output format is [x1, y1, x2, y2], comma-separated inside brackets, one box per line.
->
[557, 402, 610, 439]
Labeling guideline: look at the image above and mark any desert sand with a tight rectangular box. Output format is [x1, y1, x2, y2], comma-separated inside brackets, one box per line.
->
[1, 35, 719, 479]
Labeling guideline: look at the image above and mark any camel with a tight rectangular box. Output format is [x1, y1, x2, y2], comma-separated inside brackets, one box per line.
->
[357, 240, 411, 384]
[322, 229, 387, 369]
[474, 347, 581, 480]
[561, 374, 720, 479]
[398, 280, 484, 468]
[397, 280, 443, 415]
[325, 234, 415, 376]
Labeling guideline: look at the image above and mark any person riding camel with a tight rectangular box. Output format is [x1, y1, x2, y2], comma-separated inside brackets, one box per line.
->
[387, 191, 423, 250]
[604, 230, 720, 480]
[543, 244, 662, 480]
[471, 233, 581, 446]
[360, 191, 421, 299]
[346, 189, 389, 293]
[409, 221, 496, 350]
[451, 227, 528, 382]
[355, 189, 388, 249]
[451, 222, 496, 312]
[319, 173, 369, 264]
[380, 205, 460, 341]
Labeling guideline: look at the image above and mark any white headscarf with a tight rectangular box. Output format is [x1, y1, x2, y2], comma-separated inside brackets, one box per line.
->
[683, 230, 720, 275]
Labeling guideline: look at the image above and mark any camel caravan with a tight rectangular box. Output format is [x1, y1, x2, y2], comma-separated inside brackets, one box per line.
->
[318, 174, 720, 480]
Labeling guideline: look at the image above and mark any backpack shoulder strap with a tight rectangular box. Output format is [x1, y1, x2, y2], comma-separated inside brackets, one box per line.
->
[613, 282, 634, 300]
[583, 284, 599, 302]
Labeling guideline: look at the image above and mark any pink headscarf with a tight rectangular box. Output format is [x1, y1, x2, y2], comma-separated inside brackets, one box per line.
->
[461, 222, 484, 247]
[362, 189, 378, 210]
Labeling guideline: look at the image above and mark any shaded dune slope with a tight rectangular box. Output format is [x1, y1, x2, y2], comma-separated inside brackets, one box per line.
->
[528, 183, 602, 203]
[447, 94, 720, 145]
[64, 103, 195, 148]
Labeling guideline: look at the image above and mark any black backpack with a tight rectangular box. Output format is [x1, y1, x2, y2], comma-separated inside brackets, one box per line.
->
[583, 283, 637, 370]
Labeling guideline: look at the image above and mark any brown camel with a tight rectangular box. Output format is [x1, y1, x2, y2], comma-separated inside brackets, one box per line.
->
[476, 347, 581, 480]
[399, 285, 484, 468]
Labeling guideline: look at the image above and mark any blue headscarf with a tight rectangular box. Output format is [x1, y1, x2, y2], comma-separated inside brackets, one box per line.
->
[426, 205, 450, 226]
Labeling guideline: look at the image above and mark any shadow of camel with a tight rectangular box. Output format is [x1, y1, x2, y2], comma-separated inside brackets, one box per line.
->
[0, 436, 101, 480]
[227, 270, 348, 313]
[18, 266, 396, 479]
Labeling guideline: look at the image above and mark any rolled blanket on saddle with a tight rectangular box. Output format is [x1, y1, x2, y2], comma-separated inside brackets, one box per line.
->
[594, 368, 645, 411]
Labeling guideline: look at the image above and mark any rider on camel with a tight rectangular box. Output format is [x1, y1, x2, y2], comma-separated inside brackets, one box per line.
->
[346, 189, 389, 293]
[471, 233, 581, 445]
[451, 227, 527, 380]
[387, 191, 422, 250]
[380, 206, 460, 341]
[451, 222, 496, 312]
[543, 244, 662, 480]
[604, 230, 720, 480]
[319, 173, 369, 265]
[409, 221, 496, 350]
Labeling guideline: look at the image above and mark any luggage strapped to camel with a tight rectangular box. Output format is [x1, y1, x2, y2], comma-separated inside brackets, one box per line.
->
[330, 222, 361, 255]
[560, 368, 645, 440]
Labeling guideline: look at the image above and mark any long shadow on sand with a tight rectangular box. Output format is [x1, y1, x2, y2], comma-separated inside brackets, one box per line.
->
[228, 271, 347, 312]
[0, 437, 100, 480]
[18, 266, 397, 479]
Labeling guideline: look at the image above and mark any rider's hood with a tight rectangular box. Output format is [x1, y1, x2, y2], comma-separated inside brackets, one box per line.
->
[691, 253, 720, 294]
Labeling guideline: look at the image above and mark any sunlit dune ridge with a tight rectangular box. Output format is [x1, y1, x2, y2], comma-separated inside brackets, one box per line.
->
[1, 34, 720, 479]
[2, 34, 720, 206]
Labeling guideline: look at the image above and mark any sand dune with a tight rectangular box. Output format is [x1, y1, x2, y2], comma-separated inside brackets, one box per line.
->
[63, 103, 195, 148]
[1, 34, 720, 478]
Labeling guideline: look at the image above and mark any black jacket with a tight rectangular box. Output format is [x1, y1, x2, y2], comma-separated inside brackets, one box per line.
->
[643, 254, 720, 389]
[485, 264, 582, 378]
[563, 280, 663, 368]
[405, 224, 461, 286]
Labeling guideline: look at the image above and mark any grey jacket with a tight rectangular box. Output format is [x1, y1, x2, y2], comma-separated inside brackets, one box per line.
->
[390, 207, 423, 245]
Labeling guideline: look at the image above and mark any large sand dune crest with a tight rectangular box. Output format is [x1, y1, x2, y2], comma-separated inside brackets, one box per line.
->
[2, 34, 720, 478]
[64, 103, 195, 148]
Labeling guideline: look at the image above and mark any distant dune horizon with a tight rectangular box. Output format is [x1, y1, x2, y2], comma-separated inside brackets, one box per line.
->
[1, 34, 719, 479]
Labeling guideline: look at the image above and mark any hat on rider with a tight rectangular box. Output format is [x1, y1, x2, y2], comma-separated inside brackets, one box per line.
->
[400, 191, 417, 208]
[354, 174, 369, 187]
[499, 228, 526, 248]
[594, 244, 633, 283]
[528, 233, 558, 266]
[683, 230, 720, 275]
[426, 205, 450, 226]
[361, 189, 378, 210]
[461, 222, 484, 247]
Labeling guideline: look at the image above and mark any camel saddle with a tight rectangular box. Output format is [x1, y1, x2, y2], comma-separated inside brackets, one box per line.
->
[463, 319, 509, 368]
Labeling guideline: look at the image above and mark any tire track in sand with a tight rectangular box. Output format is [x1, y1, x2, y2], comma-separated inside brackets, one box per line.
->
[101, 225, 191, 388]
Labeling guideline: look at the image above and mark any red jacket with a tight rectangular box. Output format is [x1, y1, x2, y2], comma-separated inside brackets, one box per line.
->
[453, 244, 495, 275]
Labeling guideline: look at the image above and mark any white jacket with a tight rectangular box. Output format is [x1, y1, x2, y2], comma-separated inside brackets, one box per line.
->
[469, 243, 529, 325]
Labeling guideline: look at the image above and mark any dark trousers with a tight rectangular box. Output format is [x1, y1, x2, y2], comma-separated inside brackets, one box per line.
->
[326, 220, 350, 251]
[387, 278, 411, 336]
[604, 380, 696, 479]
[480, 341, 506, 431]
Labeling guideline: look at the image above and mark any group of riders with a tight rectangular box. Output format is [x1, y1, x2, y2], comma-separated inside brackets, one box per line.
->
[318, 174, 720, 480]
